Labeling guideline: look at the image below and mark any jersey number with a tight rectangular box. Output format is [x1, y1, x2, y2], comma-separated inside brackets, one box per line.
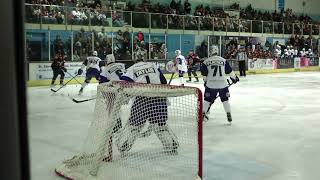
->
[145, 76, 151, 83]
[211, 65, 222, 77]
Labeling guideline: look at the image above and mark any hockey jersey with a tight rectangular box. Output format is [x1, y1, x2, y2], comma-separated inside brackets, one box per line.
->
[121, 62, 167, 84]
[83, 56, 104, 71]
[175, 55, 188, 72]
[100, 63, 126, 83]
[201, 55, 236, 89]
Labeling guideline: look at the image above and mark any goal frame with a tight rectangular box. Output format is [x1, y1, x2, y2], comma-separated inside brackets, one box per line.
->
[55, 81, 203, 179]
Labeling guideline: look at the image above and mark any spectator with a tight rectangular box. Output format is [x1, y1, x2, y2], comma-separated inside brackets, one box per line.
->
[123, 27, 131, 51]
[184, 0, 191, 14]
[54, 35, 64, 55]
[170, 0, 177, 11]
[136, 30, 144, 42]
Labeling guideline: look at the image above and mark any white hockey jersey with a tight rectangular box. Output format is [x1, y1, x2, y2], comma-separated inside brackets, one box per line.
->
[83, 56, 103, 71]
[201, 55, 236, 89]
[122, 62, 164, 84]
[175, 55, 188, 72]
[100, 63, 126, 81]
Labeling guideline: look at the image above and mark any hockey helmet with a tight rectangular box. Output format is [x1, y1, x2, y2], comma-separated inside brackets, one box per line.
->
[106, 54, 115, 64]
[93, 51, 98, 56]
[209, 45, 219, 56]
[175, 50, 181, 56]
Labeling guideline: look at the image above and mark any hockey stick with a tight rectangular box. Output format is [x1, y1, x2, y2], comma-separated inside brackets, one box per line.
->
[72, 97, 96, 103]
[65, 70, 82, 85]
[51, 75, 79, 93]
[168, 72, 175, 85]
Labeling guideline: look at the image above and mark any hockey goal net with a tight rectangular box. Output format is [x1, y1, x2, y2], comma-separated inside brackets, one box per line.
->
[55, 81, 203, 180]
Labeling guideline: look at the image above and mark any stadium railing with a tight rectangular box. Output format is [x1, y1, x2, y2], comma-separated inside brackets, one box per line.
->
[24, 3, 320, 36]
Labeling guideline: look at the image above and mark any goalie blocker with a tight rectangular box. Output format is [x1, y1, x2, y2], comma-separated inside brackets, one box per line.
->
[55, 81, 203, 180]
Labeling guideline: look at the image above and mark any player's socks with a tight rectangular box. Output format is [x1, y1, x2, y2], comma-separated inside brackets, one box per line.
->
[227, 112, 232, 123]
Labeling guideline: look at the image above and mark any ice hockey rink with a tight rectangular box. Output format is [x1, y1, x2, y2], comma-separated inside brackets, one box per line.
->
[28, 71, 320, 180]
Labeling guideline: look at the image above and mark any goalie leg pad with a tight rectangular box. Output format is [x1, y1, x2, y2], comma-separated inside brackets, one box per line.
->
[154, 124, 179, 154]
[115, 124, 142, 153]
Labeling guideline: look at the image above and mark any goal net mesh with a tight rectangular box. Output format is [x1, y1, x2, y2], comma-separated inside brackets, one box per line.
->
[55, 81, 203, 180]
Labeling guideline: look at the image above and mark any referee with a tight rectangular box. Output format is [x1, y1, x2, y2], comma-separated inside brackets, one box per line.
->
[236, 46, 247, 77]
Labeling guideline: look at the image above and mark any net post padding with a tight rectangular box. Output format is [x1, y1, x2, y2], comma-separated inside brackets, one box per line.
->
[55, 81, 203, 180]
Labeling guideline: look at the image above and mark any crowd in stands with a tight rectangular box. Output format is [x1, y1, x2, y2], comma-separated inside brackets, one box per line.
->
[221, 34, 317, 60]
[26, 0, 65, 24]
[25, 0, 320, 34]
[25, 0, 319, 61]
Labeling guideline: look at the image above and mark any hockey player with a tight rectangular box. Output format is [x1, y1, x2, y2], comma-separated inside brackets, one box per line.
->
[51, 51, 67, 88]
[99, 54, 126, 83]
[186, 49, 200, 82]
[117, 52, 179, 155]
[174, 50, 188, 86]
[77, 51, 104, 95]
[201, 45, 239, 123]
[99, 54, 126, 134]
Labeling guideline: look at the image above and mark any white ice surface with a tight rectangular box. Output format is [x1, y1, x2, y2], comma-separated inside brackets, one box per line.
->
[28, 72, 320, 180]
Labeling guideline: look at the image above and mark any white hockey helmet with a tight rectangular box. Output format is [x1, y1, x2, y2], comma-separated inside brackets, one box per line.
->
[209, 45, 219, 56]
[93, 51, 98, 56]
[175, 50, 181, 56]
[106, 54, 115, 64]
[308, 49, 312, 52]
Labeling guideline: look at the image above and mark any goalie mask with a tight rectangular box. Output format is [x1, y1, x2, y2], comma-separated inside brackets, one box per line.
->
[106, 54, 115, 64]
[209, 45, 219, 56]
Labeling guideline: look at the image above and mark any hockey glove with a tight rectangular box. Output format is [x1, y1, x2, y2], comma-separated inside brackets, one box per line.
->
[62, 67, 67, 72]
[77, 68, 83, 75]
[230, 76, 239, 84]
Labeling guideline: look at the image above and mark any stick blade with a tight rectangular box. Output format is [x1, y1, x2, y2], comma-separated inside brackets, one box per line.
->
[72, 97, 96, 103]
[50, 88, 58, 92]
